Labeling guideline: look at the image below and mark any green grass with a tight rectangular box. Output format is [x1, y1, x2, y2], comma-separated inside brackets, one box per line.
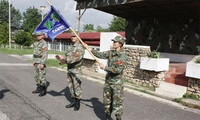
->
[173, 98, 182, 103]
[183, 93, 199, 100]
[28, 59, 67, 67]
[0, 48, 65, 56]
[0, 48, 34, 55]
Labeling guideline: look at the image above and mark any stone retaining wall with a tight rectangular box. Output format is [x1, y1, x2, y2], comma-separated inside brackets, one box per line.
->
[123, 45, 166, 88]
[187, 78, 200, 98]
[82, 59, 98, 72]
[82, 45, 167, 88]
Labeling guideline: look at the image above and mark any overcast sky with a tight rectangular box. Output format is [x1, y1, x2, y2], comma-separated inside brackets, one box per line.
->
[11, 0, 114, 32]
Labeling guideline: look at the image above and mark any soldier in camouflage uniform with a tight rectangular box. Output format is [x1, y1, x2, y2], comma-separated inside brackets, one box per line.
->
[83, 35, 127, 120]
[32, 33, 48, 97]
[56, 31, 85, 111]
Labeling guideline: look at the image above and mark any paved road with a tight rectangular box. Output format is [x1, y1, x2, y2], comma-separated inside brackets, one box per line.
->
[0, 53, 200, 120]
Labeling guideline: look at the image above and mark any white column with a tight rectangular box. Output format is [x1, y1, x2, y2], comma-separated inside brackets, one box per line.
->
[59, 40, 62, 52]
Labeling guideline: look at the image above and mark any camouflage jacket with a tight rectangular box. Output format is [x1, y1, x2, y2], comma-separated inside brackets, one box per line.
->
[92, 49, 128, 84]
[33, 39, 48, 64]
[64, 41, 85, 73]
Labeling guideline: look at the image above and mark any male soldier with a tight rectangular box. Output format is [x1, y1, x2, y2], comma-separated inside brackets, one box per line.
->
[83, 35, 127, 120]
[56, 31, 85, 111]
[32, 33, 48, 97]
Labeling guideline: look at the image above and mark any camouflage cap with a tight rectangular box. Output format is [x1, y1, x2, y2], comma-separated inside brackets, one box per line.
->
[36, 33, 45, 36]
[111, 35, 126, 45]
[71, 30, 79, 37]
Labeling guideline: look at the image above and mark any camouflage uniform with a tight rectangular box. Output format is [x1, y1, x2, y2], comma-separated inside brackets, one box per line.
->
[92, 48, 127, 119]
[64, 41, 85, 99]
[33, 39, 48, 86]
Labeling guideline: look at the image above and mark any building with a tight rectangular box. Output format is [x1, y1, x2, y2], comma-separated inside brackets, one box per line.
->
[74, 0, 200, 98]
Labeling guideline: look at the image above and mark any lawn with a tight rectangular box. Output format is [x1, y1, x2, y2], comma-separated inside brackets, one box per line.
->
[27, 59, 67, 67]
[0, 48, 65, 56]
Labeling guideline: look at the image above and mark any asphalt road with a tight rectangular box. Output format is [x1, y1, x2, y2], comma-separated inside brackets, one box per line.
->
[0, 53, 200, 120]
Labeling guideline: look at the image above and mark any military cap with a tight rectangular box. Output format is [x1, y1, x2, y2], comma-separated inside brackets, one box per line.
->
[36, 33, 45, 36]
[111, 35, 126, 45]
[71, 30, 79, 37]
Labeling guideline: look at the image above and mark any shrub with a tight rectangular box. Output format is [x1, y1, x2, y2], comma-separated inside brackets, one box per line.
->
[183, 93, 199, 100]
[147, 50, 160, 58]
[195, 57, 200, 63]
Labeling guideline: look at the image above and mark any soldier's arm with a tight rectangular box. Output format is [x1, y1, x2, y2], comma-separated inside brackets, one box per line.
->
[66, 46, 85, 64]
[91, 49, 109, 59]
[41, 42, 48, 65]
[104, 54, 127, 74]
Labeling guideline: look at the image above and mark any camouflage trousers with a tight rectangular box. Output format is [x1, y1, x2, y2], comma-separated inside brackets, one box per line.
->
[34, 63, 46, 86]
[103, 82, 124, 119]
[67, 72, 82, 99]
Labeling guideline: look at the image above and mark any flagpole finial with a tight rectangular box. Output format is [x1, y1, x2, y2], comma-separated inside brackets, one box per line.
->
[47, 0, 52, 6]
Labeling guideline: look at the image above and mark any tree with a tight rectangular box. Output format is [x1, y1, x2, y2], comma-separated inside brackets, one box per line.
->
[22, 6, 42, 32]
[0, 22, 9, 45]
[0, 0, 22, 30]
[109, 16, 126, 32]
[15, 31, 34, 47]
[96, 25, 110, 32]
[83, 24, 95, 32]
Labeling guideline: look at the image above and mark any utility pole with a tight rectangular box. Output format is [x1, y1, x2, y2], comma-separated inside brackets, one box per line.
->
[9, 0, 11, 49]
[77, 9, 86, 34]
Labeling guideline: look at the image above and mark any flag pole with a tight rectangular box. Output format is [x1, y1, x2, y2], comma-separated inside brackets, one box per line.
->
[47, 0, 52, 6]
[46, 0, 102, 66]
[69, 27, 102, 65]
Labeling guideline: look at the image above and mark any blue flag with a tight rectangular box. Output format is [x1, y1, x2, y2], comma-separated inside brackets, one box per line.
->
[33, 5, 70, 40]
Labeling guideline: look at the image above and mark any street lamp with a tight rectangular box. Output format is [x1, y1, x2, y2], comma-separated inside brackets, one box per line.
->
[40, 6, 46, 20]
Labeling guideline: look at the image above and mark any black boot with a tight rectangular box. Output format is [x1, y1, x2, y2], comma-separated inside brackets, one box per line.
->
[116, 118, 121, 120]
[66, 98, 76, 108]
[74, 98, 80, 111]
[39, 86, 46, 97]
[32, 84, 40, 94]
[105, 114, 111, 120]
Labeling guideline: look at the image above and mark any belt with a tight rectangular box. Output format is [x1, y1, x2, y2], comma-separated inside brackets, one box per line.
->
[33, 55, 42, 58]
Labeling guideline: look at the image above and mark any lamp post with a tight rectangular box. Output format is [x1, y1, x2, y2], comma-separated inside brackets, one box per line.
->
[9, 0, 11, 49]
[40, 6, 46, 20]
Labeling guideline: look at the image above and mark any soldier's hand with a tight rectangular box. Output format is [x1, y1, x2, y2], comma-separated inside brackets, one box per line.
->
[55, 55, 63, 61]
[40, 64, 44, 69]
[83, 43, 91, 51]
[32, 63, 35, 66]
[59, 59, 66, 64]
[99, 63, 104, 69]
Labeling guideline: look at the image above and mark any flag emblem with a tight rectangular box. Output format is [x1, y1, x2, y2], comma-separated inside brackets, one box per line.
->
[44, 20, 54, 30]
[33, 5, 70, 40]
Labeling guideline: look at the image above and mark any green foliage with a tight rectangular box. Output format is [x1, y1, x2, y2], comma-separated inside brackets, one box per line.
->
[109, 16, 126, 32]
[0, 0, 22, 29]
[83, 24, 95, 32]
[147, 50, 160, 58]
[0, 22, 9, 45]
[96, 25, 110, 32]
[173, 98, 182, 103]
[195, 57, 200, 63]
[22, 6, 41, 32]
[183, 93, 199, 100]
[15, 31, 34, 46]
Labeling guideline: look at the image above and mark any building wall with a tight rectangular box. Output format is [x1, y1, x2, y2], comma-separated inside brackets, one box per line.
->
[126, 17, 200, 55]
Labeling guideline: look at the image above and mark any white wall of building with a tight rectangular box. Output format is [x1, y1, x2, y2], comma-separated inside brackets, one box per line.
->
[83, 32, 124, 74]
